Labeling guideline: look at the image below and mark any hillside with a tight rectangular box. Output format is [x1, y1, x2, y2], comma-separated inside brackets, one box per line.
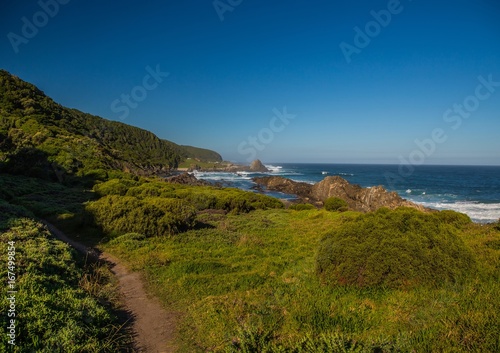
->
[0, 70, 221, 181]
[180, 145, 222, 162]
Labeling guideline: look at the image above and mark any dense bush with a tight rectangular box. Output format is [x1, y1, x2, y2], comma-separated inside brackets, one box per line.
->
[0, 199, 35, 228]
[93, 178, 139, 196]
[324, 197, 349, 212]
[435, 210, 472, 228]
[92, 179, 284, 214]
[86, 195, 196, 237]
[289, 203, 316, 211]
[316, 208, 476, 289]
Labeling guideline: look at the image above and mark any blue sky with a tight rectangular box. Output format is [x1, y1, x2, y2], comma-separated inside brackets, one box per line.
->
[1, 0, 499, 164]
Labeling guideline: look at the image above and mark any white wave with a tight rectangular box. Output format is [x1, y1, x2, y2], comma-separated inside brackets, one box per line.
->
[418, 201, 500, 223]
[337, 173, 354, 177]
[265, 165, 283, 173]
[288, 178, 316, 185]
[192, 171, 251, 181]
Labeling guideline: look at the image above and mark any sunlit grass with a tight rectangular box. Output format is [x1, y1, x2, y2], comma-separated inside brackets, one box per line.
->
[2, 173, 499, 352]
[101, 206, 500, 352]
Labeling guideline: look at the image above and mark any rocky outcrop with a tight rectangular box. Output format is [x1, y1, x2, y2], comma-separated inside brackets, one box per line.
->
[253, 176, 314, 200]
[249, 159, 269, 172]
[311, 176, 426, 212]
[253, 175, 426, 212]
[166, 172, 210, 186]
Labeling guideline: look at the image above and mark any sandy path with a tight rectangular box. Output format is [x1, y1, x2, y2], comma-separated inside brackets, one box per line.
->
[43, 221, 179, 353]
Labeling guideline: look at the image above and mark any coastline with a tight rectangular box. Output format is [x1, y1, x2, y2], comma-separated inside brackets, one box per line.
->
[171, 163, 500, 223]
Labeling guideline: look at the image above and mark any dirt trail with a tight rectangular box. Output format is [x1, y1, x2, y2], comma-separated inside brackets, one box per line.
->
[43, 222, 179, 353]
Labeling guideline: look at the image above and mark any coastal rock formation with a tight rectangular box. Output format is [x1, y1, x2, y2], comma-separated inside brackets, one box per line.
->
[166, 172, 210, 186]
[253, 176, 314, 200]
[312, 176, 426, 212]
[249, 159, 269, 172]
[253, 175, 426, 212]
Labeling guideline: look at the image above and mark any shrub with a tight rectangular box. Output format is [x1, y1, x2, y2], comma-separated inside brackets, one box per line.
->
[316, 208, 476, 289]
[182, 192, 218, 211]
[211, 189, 283, 214]
[93, 178, 138, 196]
[83, 168, 109, 181]
[436, 210, 472, 228]
[85, 195, 196, 237]
[324, 197, 348, 212]
[289, 203, 315, 211]
[0, 199, 34, 228]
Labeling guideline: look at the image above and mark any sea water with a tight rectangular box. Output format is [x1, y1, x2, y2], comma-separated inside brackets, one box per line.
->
[193, 164, 500, 223]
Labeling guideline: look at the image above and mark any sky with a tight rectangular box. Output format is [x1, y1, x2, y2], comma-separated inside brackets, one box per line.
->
[1, 0, 499, 165]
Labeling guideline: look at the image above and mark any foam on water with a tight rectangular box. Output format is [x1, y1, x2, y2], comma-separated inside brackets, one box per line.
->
[265, 165, 283, 173]
[418, 201, 500, 223]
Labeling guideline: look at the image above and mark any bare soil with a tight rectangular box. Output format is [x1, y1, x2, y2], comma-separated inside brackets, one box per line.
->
[44, 222, 180, 353]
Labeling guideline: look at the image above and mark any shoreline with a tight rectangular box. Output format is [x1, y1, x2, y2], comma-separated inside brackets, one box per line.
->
[170, 166, 500, 224]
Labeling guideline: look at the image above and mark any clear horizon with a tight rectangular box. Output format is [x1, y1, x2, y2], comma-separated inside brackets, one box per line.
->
[1, 0, 499, 165]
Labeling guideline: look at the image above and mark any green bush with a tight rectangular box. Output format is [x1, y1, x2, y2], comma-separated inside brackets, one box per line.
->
[289, 203, 316, 211]
[436, 210, 472, 228]
[85, 195, 196, 237]
[93, 178, 138, 196]
[0, 199, 34, 228]
[324, 197, 349, 212]
[316, 208, 476, 289]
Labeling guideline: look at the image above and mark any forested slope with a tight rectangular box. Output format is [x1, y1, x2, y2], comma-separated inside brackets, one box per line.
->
[0, 70, 221, 181]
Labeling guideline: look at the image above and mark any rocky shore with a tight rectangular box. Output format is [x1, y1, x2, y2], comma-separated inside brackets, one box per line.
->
[253, 175, 427, 213]
[172, 160, 427, 213]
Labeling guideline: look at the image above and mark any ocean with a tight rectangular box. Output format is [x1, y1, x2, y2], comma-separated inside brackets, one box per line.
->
[193, 163, 500, 223]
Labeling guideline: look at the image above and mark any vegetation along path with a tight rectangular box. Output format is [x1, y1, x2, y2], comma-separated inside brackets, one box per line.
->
[43, 221, 179, 353]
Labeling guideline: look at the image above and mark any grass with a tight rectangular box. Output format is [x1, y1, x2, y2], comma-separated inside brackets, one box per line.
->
[2, 173, 499, 352]
[100, 207, 500, 352]
[0, 216, 132, 352]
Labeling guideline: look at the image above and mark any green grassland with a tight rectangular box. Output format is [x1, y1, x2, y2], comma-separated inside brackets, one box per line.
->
[0, 198, 132, 352]
[101, 208, 500, 352]
[1, 173, 499, 352]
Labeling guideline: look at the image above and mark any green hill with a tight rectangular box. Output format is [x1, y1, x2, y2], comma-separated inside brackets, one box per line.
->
[180, 145, 222, 162]
[0, 69, 221, 181]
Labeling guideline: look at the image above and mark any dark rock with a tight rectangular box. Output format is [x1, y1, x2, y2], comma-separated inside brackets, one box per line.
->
[253, 176, 313, 201]
[166, 172, 209, 186]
